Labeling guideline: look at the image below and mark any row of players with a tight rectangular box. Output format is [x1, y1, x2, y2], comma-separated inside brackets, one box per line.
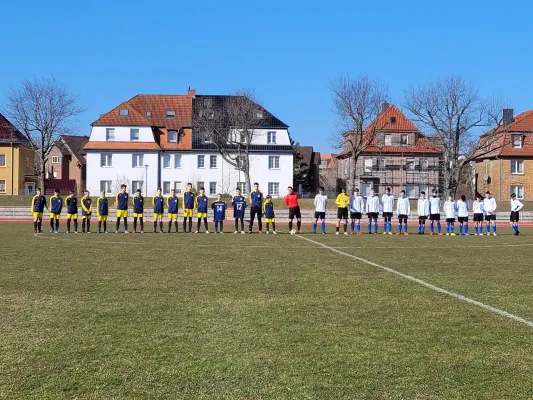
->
[331, 187, 524, 236]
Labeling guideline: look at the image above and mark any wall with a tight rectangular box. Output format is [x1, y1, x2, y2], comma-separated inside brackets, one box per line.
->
[46, 146, 64, 179]
[0, 145, 34, 195]
[228, 128, 291, 145]
[0, 144, 14, 194]
[89, 126, 154, 142]
[476, 158, 533, 201]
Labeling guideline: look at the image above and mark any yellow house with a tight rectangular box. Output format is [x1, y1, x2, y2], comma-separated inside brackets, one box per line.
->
[0, 113, 36, 195]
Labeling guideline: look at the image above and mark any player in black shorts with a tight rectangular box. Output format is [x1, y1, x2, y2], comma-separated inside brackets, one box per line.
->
[510, 192, 524, 236]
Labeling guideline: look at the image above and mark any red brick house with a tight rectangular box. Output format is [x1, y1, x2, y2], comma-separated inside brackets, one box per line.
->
[45, 135, 89, 194]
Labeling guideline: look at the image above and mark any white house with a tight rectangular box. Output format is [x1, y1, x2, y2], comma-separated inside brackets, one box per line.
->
[84, 89, 293, 198]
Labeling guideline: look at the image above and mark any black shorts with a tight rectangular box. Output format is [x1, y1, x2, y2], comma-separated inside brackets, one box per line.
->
[337, 208, 348, 220]
[430, 214, 441, 221]
[382, 212, 393, 221]
[485, 214, 496, 221]
[473, 213, 484, 222]
[398, 214, 408, 221]
[350, 212, 362, 220]
[289, 206, 301, 219]
[418, 216, 427, 221]
[510, 211, 520, 222]
[314, 211, 326, 220]
[367, 212, 378, 220]
[458, 216, 469, 223]
[446, 218, 455, 223]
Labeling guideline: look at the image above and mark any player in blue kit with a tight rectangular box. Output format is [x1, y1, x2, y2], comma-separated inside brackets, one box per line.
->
[49, 189, 62, 233]
[195, 187, 209, 233]
[249, 182, 264, 234]
[96, 190, 109, 234]
[212, 194, 227, 233]
[31, 187, 47, 233]
[182, 183, 196, 233]
[115, 184, 129, 233]
[232, 188, 246, 234]
[65, 189, 78, 234]
[81, 190, 93, 233]
[263, 195, 277, 234]
[166, 189, 179, 233]
[132, 189, 144, 233]
[152, 188, 165, 233]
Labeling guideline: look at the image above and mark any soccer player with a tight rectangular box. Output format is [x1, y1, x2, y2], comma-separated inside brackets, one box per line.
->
[249, 182, 264, 234]
[366, 188, 380, 234]
[31, 187, 47, 233]
[49, 189, 62, 233]
[132, 189, 144, 233]
[166, 189, 179, 233]
[444, 195, 457, 236]
[232, 188, 246, 234]
[335, 188, 350, 235]
[349, 188, 364, 235]
[484, 191, 497, 236]
[284, 186, 301, 233]
[115, 184, 129, 233]
[212, 194, 227, 233]
[313, 186, 328, 234]
[152, 187, 165, 233]
[456, 195, 469, 236]
[81, 190, 93, 233]
[417, 191, 430, 235]
[381, 187, 394, 234]
[429, 189, 442, 236]
[396, 190, 410, 235]
[65, 189, 79, 234]
[264, 195, 277, 234]
[96, 190, 109, 234]
[472, 194, 484, 235]
[510, 192, 524, 236]
[183, 183, 195, 233]
[195, 187, 209, 234]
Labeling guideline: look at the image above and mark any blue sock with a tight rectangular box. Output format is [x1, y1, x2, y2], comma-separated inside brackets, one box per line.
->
[451, 223, 455, 233]
[374, 222, 378, 233]
[388, 222, 392, 233]
[474, 225, 478, 234]
[312, 222, 316, 233]
[486, 224, 490, 234]
[356, 223, 360, 233]
[321, 221, 325, 233]
[493, 225, 497, 233]
[368, 222, 371, 233]
[459, 224, 463, 235]
[446, 223, 450, 233]
[418, 224, 421, 233]
[398, 223, 402, 233]
[383, 222, 387, 232]
[430, 221, 434, 233]
[437, 221, 441, 233]
[465, 225, 469, 235]
[351, 222, 355, 233]
[403, 223, 407, 233]
[422, 224, 425, 233]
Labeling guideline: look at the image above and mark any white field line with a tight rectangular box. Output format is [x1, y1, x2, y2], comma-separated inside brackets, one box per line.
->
[297, 235, 533, 328]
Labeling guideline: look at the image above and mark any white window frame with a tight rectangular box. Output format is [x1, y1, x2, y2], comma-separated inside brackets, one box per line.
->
[130, 128, 140, 141]
[197, 155, 205, 169]
[119, 108, 129, 116]
[210, 155, 217, 169]
[132, 153, 144, 168]
[511, 159, 524, 174]
[400, 134, 409, 146]
[512, 135, 523, 149]
[132, 180, 144, 194]
[268, 182, 280, 196]
[166, 110, 176, 118]
[106, 128, 115, 141]
[100, 153, 112, 167]
[267, 131, 276, 144]
[51, 155, 60, 164]
[163, 154, 171, 169]
[174, 154, 182, 168]
[174, 181, 182, 194]
[163, 181, 171, 194]
[168, 130, 178, 142]
[209, 181, 217, 196]
[268, 156, 280, 170]
[0, 179, 5, 193]
[237, 182, 247, 195]
[197, 181, 205, 191]
[100, 180, 112, 194]
[405, 184, 417, 198]
[510, 185, 524, 199]
[384, 134, 392, 146]
[145, 111, 152, 118]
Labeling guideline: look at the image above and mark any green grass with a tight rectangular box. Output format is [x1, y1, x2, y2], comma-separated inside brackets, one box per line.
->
[1, 224, 533, 399]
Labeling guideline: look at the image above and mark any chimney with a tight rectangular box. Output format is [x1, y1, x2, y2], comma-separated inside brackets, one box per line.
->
[187, 87, 196, 98]
[503, 108, 514, 126]
[382, 102, 390, 113]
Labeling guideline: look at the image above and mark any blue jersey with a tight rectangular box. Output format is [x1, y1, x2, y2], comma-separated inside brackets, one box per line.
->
[133, 195, 144, 214]
[153, 196, 164, 213]
[65, 195, 78, 214]
[167, 196, 179, 213]
[250, 190, 264, 208]
[50, 196, 63, 214]
[232, 195, 246, 218]
[116, 192, 129, 210]
[32, 195, 46, 213]
[97, 197, 108, 215]
[264, 201, 275, 218]
[212, 201, 227, 221]
[183, 191, 195, 209]
[81, 197, 93, 216]
[196, 195, 208, 213]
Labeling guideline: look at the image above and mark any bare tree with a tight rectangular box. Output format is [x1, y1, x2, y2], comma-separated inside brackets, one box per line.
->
[4, 77, 85, 191]
[330, 74, 389, 192]
[193, 89, 263, 194]
[404, 74, 505, 197]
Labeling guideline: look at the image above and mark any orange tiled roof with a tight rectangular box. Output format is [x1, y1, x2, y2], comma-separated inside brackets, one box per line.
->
[365, 104, 418, 132]
[92, 101, 152, 126]
[84, 141, 161, 150]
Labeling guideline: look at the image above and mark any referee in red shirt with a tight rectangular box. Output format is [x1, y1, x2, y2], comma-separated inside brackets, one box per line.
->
[284, 186, 302, 233]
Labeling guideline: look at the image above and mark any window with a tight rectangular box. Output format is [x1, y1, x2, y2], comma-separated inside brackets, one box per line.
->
[106, 128, 115, 141]
[237, 182, 246, 194]
[209, 182, 217, 195]
[320, 159, 328, 168]
[511, 185, 524, 199]
[132, 154, 144, 168]
[364, 158, 373, 173]
[130, 128, 140, 141]
[166, 110, 175, 118]
[362, 183, 372, 197]
[268, 182, 279, 196]
[390, 116, 397, 125]
[145, 111, 152, 118]
[512, 135, 523, 149]
[234, 156, 244, 170]
[239, 132, 246, 143]
[0, 180, 5, 193]
[100, 153, 112, 167]
[119, 108, 129, 116]
[203, 98, 212, 107]
[405, 184, 417, 198]
[197, 155, 205, 168]
[163, 182, 171, 194]
[268, 156, 280, 169]
[201, 109, 215, 119]
[168, 130, 178, 142]
[161, 154, 170, 168]
[384, 134, 392, 146]
[400, 134, 409, 146]
[511, 160, 524, 174]
[210, 155, 217, 168]
[53, 171, 57, 178]
[197, 181, 205, 191]
[267, 131, 276, 144]
[132, 180, 144, 194]
[174, 181, 182, 194]
[100, 180, 112, 194]
[405, 159, 415, 170]
[174, 154, 182, 168]
[255, 110, 263, 118]
[51, 156, 60, 164]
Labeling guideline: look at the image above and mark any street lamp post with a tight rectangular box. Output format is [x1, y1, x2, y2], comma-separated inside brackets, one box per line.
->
[144, 164, 149, 197]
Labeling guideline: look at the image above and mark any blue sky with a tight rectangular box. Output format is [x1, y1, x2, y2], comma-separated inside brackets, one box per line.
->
[1, 0, 532, 152]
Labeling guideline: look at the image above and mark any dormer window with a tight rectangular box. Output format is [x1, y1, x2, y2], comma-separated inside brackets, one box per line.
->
[400, 134, 409, 146]
[390, 116, 396, 125]
[166, 110, 176, 118]
[168, 130, 178, 142]
[203, 98, 212, 107]
[512, 135, 523, 149]
[200, 110, 214, 119]
[145, 111, 152, 118]
[384, 134, 392, 146]
[119, 109, 129, 116]
[255, 110, 264, 118]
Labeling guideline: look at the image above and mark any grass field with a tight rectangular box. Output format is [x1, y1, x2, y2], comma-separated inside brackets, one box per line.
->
[1, 223, 533, 399]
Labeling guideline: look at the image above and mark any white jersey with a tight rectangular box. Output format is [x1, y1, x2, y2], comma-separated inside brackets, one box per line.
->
[429, 196, 441, 215]
[396, 197, 410, 216]
[444, 200, 456, 219]
[366, 196, 380, 213]
[349, 195, 364, 213]
[511, 199, 524, 212]
[456, 199, 469, 217]
[314, 194, 328, 212]
[472, 200, 484, 214]
[417, 197, 430, 217]
[483, 197, 497, 215]
[381, 194, 395, 213]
